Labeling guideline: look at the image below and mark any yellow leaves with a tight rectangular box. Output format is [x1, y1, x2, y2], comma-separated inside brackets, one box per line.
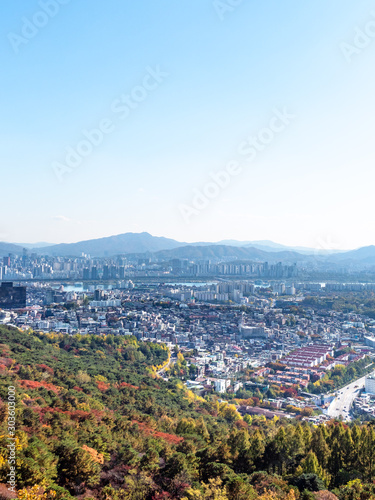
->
[195, 394, 206, 403]
[15, 432, 28, 451]
[346, 478, 363, 491]
[182, 477, 229, 500]
[45, 332, 59, 340]
[243, 414, 253, 425]
[295, 465, 303, 477]
[185, 390, 196, 403]
[77, 402, 90, 411]
[177, 417, 196, 434]
[177, 352, 185, 362]
[76, 370, 91, 384]
[94, 374, 108, 382]
[81, 444, 104, 464]
[218, 402, 242, 423]
[17, 485, 56, 500]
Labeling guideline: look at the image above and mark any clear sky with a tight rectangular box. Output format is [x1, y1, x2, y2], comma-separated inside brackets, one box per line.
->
[1, 0, 375, 249]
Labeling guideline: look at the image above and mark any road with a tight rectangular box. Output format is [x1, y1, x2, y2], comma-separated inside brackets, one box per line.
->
[156, 354, 175, 376]
[326, 376, 367, 421]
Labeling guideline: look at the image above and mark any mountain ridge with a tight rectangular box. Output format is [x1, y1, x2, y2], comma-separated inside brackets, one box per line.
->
[1, 233, 374, 268]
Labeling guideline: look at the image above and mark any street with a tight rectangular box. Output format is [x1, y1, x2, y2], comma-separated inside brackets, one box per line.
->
[326, 376, 367, 421]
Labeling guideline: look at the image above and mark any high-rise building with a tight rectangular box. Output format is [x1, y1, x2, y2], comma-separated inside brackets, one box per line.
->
[103, 265, 109, 279]
[0, 282, 26, 309]
[365, 373, 375, 394]
[91, 266, 98, 280]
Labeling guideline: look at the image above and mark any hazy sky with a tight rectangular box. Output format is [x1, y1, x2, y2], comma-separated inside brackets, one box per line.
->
[1, 0, 375, 249]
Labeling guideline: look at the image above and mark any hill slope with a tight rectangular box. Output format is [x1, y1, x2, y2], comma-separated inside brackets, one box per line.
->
[1, 326, 375, 499]
[0, 242, 25, 256]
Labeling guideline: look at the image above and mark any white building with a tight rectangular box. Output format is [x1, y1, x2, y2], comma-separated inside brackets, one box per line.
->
[214, 379, 230, 393]
[365, 373, 375, 395]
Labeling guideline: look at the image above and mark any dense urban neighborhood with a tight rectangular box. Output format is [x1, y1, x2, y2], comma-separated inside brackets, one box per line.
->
[3, 274, 375, 425]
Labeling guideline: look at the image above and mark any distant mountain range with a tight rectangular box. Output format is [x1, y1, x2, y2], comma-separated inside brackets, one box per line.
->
[2, 232, 375, 269]
[31, 233, 185, 257]
[17, 242, 54, 249]
[150, 245, 308, 264]
[214, 239, 342, 255]
[0, 242, 28, 255]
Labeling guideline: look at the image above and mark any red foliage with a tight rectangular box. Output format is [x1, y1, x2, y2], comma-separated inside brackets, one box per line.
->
[19, 380, 62, 394]
[283, 386, 298, 398]
[152, 493, 173, 499]
[96, 381, 110, 392]
[119, 381, 139, 390]
[21, 426, 33, 435]
[73, 386, 83, 391]
[31, 406, 105, 425]
[0, 357, 14, 367]
[91, 409, 106, 420]
[132, 420, 183, 445]
[235, 420, 249, 430]
[0, 483, 17, 498]
[37, 364, 54, 375]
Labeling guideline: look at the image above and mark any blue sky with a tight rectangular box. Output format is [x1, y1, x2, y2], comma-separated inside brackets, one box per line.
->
[1, 0, 375, 249]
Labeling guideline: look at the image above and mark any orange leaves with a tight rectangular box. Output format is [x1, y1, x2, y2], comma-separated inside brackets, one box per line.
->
[96, 381, 110, 392]
[81, 444, 104, 464]
[0, 356, 15, 367]
[19, 380, 62, 394]
[132, 420, 183, 445]
[119, 381, 139, 390]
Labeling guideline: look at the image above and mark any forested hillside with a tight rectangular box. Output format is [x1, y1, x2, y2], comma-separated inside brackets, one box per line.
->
[0, 326, 375, 500]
